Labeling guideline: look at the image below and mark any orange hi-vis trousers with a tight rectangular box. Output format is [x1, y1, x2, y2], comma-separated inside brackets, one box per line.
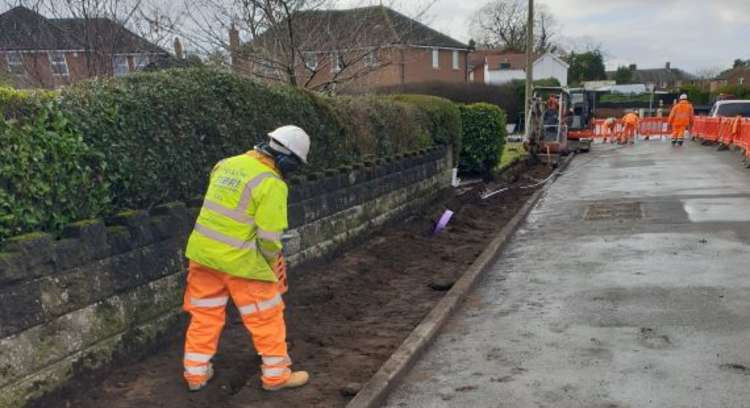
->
[621, 124, 636, 143]
[672, 125, 687, 141]
[183, 261, 291, 387]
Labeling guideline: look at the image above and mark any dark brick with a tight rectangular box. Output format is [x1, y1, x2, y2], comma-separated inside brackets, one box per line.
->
[288, 203, 305, 228]
[0, 280, 44, 337]
[106, 226, 134, 256]
[107, 210, 154, 248]
[54, 238, 90, 271]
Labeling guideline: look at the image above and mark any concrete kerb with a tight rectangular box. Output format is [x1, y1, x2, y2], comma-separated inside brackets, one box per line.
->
[345, 154, 575, 408]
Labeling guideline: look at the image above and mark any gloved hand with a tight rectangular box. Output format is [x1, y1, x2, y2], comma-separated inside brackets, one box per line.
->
[273, 255, 288, 294]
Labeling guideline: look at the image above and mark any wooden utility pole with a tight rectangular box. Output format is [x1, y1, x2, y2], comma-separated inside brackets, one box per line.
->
[524, 0, 534, 137]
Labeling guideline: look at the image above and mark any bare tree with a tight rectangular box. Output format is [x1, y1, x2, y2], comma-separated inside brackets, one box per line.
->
[470, 0, 559, 52]
[129, 1, 185, 48]
[0, 0, 45, 10]
[694, 66, 722, 80]
[175, 0, 437, 91]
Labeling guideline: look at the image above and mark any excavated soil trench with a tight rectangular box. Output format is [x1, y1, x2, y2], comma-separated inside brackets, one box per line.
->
[32, 162, 553, 408]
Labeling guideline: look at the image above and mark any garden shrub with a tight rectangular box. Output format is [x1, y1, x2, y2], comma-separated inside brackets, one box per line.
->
[389, 94, 462, 163]
[459, 103, 507, 175]
[0, 88, 109, 242]
[1, 69, 450, 243]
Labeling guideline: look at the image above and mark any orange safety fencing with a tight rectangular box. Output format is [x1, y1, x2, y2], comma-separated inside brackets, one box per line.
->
[693, 116, 750, 158]
[590, 118, 670, 139]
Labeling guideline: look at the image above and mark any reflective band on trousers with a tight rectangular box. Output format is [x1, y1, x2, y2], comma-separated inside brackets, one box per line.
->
[262, 356, 291, 366]
[262, 367, 290, 378]
[191, 296, 229, 308]
[184, 365, 210, 375]
[185, 352, 213, 363]
[193, 223, 257, 251]
[238, 294, 283, 315]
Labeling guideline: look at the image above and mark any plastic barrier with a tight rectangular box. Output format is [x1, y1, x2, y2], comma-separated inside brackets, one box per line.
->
[694, 115, 750, 159]
[638, 118, 669, 136]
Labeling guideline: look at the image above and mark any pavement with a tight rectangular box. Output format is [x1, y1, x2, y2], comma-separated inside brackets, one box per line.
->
[384, 139, 750, 408]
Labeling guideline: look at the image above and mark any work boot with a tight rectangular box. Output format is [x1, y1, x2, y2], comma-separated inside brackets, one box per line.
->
[263, 371, 310, 392]
[187, 364, 214, 392]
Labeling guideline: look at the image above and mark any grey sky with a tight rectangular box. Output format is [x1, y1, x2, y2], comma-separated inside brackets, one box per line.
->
[376, 0, 750, 75]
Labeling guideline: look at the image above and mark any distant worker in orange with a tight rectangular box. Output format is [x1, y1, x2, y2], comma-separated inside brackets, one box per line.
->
[668, 94, 695, 146]
[621, 111, 640, 144]
[182, 126, 311, 392]
[603, 117, 617, 143]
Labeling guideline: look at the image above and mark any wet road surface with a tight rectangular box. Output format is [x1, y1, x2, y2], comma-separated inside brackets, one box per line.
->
[385, 141, 750, 408]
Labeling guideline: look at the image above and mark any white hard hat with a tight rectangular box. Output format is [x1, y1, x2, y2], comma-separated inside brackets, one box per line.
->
[268, 125, 311, 164]
[680, 93, 688, 100]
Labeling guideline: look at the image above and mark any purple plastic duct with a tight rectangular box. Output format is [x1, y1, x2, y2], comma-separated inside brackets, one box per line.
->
[433, 210, 454, 235]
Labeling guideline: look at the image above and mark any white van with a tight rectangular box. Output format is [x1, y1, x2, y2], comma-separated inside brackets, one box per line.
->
[709, 100, 750, 118]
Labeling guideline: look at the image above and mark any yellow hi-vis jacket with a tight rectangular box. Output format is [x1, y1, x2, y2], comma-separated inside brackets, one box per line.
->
[185, 151, 287, 282]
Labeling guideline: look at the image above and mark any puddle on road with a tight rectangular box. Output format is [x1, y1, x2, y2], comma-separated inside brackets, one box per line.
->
[682, 198, 750, 223]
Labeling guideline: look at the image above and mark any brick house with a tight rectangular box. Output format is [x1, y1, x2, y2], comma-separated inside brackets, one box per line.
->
[468, 49, 569, 86]
[0, 6, 169, 88]
[231, 6, 470, 91]
[605, 62, 696, 90]
[710, 67, 750, 92]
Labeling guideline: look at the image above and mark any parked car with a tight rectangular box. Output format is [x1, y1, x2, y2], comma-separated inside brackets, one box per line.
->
[708, 100, 750, 118]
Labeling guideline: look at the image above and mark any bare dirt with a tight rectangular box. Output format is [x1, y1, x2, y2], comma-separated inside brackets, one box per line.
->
[32, 162, 553, 408]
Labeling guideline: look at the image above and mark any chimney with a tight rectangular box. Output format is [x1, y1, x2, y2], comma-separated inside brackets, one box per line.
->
[174, 37, 183, 59]
[229, 25, 240, 66]
[665, 61, 671, 71]
[629, 64, 637, 71]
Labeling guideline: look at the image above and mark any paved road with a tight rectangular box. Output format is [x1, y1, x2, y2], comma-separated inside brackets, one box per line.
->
[385, 141, 750, 408]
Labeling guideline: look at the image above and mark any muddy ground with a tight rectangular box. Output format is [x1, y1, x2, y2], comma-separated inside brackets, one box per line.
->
[32, 162, 553, 408]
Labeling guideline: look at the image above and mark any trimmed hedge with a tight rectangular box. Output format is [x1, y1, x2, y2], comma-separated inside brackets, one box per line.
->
[459, 103, 507, 175]
[327, 95, 431, 159]
[0, 88, 109, 241]
[389, 94, 462, 163]
[0, 69, 446, 243]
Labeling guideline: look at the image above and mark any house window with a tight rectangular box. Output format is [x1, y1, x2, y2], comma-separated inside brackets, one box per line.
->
[469, 71, 474, 81]
[499, 62, 511, 70]
[452, 51, 459, 70]
[133, 55, 149, 70]
[331, 53, 342, 73]
[303, 52, 318, 70]
[432, 49, 439, 69]
[364, 51, 378, 68]
[6, 52, 24, 75]
[113, 55, 129, 76]
[48, 51, 69, 76]
[739, 77, 745, 85]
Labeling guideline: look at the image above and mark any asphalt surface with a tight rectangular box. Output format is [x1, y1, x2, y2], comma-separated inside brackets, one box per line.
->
[384, 140, 750, 408]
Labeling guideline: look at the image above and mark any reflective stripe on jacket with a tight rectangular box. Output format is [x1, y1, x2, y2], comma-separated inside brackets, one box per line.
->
[185, 151, 287, 281]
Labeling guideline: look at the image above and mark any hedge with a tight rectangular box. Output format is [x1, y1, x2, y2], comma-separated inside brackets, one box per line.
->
[459, 103, 507, 175]
[389, 94, 462, 163]
[0, 69, 448, 243]
[0, 88, 109, 241]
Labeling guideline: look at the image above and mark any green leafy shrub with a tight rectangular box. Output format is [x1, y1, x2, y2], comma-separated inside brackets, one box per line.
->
[389, 94, 462, 163]
[714, 84, 750, 100]
[0, 87, 109, 242]
[328, 95, 432, 158]
[458, 103, 507, 175]
[1, 68, 448, 243]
